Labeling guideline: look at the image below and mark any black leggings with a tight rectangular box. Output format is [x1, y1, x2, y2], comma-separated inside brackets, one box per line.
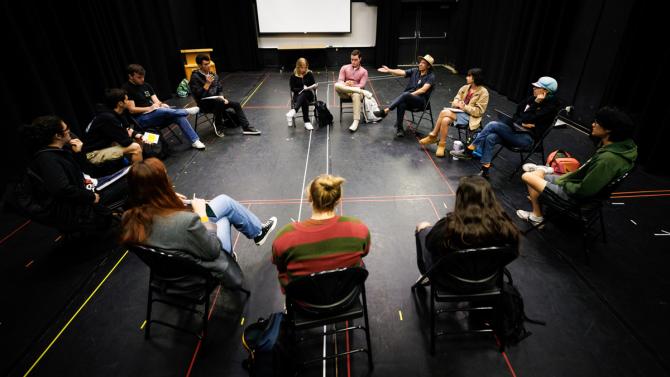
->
[292, 91, 315, 122]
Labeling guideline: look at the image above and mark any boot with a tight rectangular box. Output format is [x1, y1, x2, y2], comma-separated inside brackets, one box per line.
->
[436, 141, 447, 157]
[419, 133, 438, 145]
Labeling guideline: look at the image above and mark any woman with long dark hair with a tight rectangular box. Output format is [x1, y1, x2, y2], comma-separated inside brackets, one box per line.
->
[415, 176, 519, 276]
[120, 158, 276, 280]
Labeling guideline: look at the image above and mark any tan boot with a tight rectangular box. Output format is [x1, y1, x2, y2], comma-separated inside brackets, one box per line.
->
[436, 142, 447, 157]
[419, 133, 438, 145]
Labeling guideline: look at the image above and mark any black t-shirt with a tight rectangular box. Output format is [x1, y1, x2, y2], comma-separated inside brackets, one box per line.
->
[403, 68, 435, 98]
[82, 108, 134, 152]
[122, 81, 155, 107]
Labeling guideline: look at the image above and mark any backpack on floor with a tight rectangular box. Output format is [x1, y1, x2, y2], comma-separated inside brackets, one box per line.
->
[546, 149, 581, 175]
[363, 97, 382, 122]
[499, 269, 546, 345]
[314, 100, 333, 128]
[242, 312, 295, 377]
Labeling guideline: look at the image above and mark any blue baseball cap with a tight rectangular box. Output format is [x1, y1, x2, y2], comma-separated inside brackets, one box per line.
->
[532, 76, 558, 93]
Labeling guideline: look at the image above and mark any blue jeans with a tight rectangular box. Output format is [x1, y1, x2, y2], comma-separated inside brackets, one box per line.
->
[207, 194, 262, 254]
[471, 121, 534, 164]
[134, 108, 200, 143]
[388, 92, 426, 128]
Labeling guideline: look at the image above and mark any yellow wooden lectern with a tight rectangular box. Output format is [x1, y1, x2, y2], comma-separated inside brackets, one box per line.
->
[180, 48, 217, 81]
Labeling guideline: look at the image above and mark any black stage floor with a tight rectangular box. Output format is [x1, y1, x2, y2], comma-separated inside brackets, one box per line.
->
[2, 67, 669, 377]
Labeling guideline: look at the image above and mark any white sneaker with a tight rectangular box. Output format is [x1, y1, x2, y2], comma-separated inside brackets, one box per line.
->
[522, 163, 554, 174]
[286, 109, 296, 126]
[516, 209, 544, 225]
[191, 140, 206, 150]
[185, 106, 200, 115]
[362, 90, 373, 99]
[304, 122, 314, 131]
[349, 120, 359, 132]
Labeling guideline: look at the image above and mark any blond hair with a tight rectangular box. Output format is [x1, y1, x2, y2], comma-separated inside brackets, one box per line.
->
[293, 57, 310, 77]
[309, 174, 345, 212]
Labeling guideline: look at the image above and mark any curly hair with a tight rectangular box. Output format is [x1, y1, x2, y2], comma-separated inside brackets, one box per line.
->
[19, 115, 64, 153]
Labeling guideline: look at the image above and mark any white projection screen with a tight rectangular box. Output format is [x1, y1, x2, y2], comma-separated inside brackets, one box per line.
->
[256, 0, 351, 33]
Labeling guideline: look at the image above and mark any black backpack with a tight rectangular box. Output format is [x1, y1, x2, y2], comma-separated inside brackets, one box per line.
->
[314, 100, 333, 128]
[242, 312, 295, 377]
[499, 269, 546, 345]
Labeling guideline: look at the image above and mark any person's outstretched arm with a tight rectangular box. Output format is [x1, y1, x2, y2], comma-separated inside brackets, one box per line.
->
[377, 65, 406, 77]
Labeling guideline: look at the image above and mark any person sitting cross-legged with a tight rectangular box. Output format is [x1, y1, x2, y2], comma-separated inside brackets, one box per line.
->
[516, 106, 638, 225]
[334, 50, 373, 132]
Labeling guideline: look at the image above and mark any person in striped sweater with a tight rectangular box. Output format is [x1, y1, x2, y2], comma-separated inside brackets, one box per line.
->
[271, 174, 371, 292]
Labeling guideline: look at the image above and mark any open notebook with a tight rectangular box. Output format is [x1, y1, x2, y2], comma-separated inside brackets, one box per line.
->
[496, 111, 531, 133]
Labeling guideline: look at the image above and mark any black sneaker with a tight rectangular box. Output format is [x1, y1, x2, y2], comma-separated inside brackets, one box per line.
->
[242, 126, 261, 135]
[254, 216, 277, 245]
[373, 110, 387, 118]
[395, 127, 405, 138]
[478, 165, 491, 178]
[449, 149, 473, 160]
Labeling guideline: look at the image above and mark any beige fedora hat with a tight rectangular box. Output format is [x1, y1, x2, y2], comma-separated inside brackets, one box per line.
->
[417, 54, 434, 66]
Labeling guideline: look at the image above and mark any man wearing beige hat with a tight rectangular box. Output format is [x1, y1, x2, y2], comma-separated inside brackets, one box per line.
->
[375, 54, 436, 137]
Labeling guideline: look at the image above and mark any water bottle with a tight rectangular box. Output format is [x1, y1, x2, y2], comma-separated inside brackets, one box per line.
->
[452, 140, 464, 160]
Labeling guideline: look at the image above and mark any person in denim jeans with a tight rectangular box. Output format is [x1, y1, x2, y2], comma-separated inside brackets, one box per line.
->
[450, 76, 559, 177]
[122, 64, 206, 150]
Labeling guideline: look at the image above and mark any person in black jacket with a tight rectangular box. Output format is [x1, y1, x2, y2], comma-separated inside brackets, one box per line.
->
[415, 176, 519, 283]
[286, 57, 317, 130]
[188, 54, 260, 135]
[83, 88, 143, 166]
[450, 77, 560, 177]
[17, 116, 125, 234]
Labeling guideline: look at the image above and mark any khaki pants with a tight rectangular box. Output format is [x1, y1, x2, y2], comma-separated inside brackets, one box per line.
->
[86, 145, 125, 165]
[335, 84, 363, 121]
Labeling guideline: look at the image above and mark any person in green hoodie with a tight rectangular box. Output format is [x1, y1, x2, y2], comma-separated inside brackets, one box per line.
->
[516, 106, 637, 225]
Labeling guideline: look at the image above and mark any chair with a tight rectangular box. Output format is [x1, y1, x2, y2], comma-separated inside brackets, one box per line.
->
[490, 108, 560, 179]
[411, 245, 518, 355]
[522, 168, 633, 262]
[194, 109, 235, 138]
[129, 244, 250, 341]
[284, 267, 373, 372]
[339, 94, 366, 123]
[404, 90, 435, 135]
[289, 88, 318, 126]
[453, 121, 479, 145]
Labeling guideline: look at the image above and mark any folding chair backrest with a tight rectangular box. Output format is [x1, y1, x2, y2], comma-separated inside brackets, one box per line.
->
[428, 246, 517, 292]
[285, 267, 368, 315]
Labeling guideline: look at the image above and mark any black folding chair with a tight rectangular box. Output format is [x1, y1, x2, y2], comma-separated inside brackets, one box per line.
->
[129, 245, 249, 342]
[285, 267, 373, 372]
[404, 90, 435, 135]
[412, 245, 518, 355]
[194, 108, 236, 138]
[339, 93, 366, 123]
[522, 169, 633, 262]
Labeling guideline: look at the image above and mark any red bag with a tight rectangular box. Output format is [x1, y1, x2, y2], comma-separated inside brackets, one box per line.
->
[546, 150, 580, 175]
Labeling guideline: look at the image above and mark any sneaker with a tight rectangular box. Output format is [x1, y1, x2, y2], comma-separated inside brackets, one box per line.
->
[415, 275, 430, 287]
[449, 149, 473, 160]
[349, 120, 359, 132]
[254, 216, 277, 245]
[522, 163, 554, 174]
[286, 109, 296, 126]
[304, 122, 314, 131]
[374, 110, 387, 118]
[516, 210, 544, 225]
[242, 126, 261, 135]
[395, 127, 405, 138]
[191, 140, 206, 149]
[362, 90, 373, 99]
[478, 165, 490, 178]
[185, 106, 200, 115]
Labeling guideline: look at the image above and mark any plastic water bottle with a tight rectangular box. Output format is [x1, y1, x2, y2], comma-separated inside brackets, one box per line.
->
[452, 141, 464, 160]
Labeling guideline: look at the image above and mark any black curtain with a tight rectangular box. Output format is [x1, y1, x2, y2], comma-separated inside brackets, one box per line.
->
[600, 1, 667, 174]
[375, 0, 401, 67]
[1, 1, 183, 192]
[198, 0, 261, 71]
[446, 0, 574, 101]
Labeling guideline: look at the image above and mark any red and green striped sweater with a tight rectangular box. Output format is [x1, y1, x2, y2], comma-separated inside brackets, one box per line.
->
[271, 215, 371, 292]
